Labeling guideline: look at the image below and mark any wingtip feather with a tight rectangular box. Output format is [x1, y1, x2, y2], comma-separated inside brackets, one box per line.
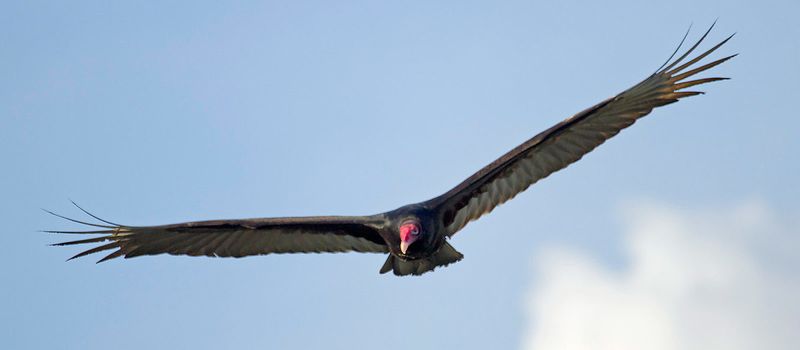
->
[671, 54, 736, 83]
[661, 21, 717, 73]
[97, 250, 125, 263]
[665, 32, 735, 77]
[69, 200, 124, 227]
[66, 242, 120, 261]
[41, 208, 117, 229]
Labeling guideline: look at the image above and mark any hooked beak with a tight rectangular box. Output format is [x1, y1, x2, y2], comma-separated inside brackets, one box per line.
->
[400, 240, 411, 255]
[400, 234, 418, 255]
[399, 221, 420, 255]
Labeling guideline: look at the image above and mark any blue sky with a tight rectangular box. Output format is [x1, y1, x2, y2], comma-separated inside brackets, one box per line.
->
[2, 1, 798, 349]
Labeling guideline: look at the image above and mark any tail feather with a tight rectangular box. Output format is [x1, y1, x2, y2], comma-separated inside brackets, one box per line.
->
[379, 242, 464, 276]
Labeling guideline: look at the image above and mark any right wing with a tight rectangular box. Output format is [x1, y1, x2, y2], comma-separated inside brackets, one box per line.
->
[47, 207, 389, 263]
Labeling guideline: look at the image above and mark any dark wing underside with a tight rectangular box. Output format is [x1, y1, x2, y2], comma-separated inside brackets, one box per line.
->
[47, 208, 388, 263]
[426, 24, 735, 236]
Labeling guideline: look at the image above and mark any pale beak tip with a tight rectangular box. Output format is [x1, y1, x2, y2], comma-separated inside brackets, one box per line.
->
[400, 241, 410, 255]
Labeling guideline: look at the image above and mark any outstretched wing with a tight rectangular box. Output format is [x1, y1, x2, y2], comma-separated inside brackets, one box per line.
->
[47, 207, 389, 263]
[426, 24, 735, 236]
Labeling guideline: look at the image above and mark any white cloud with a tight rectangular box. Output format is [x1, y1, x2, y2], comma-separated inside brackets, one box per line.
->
[521, 199, 800, 350]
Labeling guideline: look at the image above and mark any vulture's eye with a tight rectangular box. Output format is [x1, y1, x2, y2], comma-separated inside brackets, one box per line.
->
[399, 222, 420, 237]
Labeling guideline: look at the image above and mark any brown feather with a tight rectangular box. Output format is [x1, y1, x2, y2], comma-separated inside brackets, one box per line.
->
[426, 25, 734, 236]
[58, 216, 389, 262]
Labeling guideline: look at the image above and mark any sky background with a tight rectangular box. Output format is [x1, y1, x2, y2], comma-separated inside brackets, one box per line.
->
[2, 1, 798, 349]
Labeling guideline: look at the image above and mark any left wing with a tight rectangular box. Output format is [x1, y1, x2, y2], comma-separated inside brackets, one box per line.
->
[425, 25, 735, 236]
[47, 208, 388, 263]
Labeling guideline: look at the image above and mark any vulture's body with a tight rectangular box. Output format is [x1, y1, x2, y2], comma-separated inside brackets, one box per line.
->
[48, 25, 735, 276]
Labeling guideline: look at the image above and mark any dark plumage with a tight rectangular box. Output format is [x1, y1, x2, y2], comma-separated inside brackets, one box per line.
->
[47, 24, 734, 276]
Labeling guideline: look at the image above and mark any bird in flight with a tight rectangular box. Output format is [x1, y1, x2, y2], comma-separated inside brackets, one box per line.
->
[47, 24, 734, 276]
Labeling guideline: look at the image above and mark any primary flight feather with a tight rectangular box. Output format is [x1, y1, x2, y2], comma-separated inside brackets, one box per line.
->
[48, 24, 735, 276]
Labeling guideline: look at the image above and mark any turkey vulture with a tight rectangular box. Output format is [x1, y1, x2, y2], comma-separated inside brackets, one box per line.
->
[47, 25, 734, 276]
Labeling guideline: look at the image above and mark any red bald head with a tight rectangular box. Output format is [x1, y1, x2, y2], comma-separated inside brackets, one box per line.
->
[399, 221, 420, 254]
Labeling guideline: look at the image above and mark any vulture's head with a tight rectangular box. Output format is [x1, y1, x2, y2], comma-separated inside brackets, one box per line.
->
[398, 219, 422, 255]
